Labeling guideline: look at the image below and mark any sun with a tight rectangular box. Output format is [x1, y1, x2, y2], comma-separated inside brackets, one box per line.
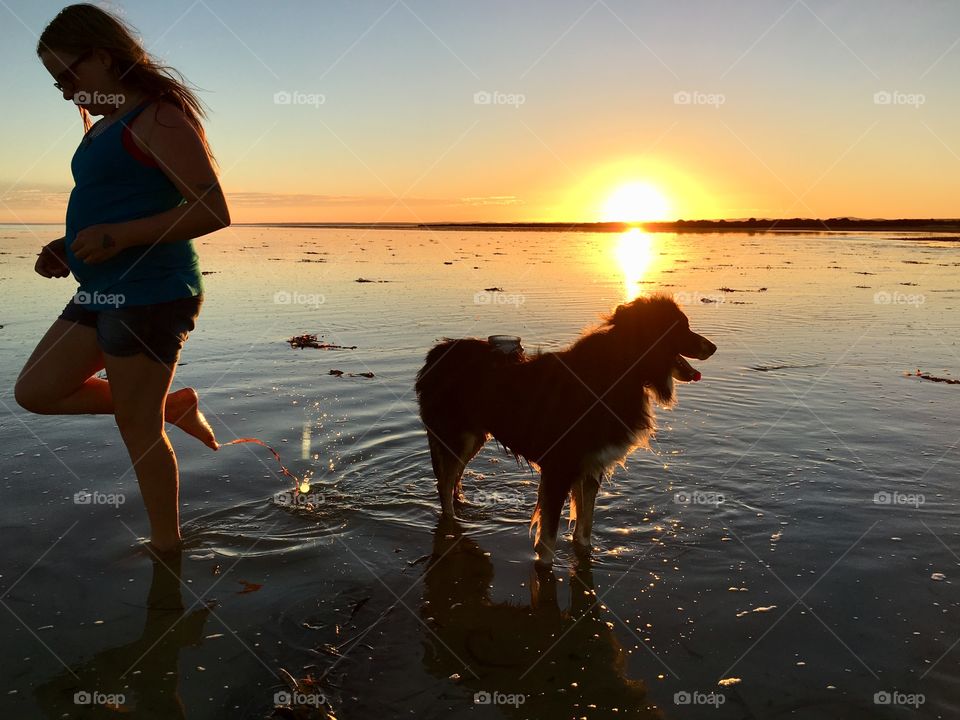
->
[602, 182, 672, 223]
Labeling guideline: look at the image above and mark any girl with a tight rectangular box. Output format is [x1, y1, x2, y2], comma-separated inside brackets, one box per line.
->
[15, 4, 231, 555]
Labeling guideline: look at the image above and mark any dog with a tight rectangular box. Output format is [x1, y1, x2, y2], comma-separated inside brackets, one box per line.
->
[414, 293, 716, 567]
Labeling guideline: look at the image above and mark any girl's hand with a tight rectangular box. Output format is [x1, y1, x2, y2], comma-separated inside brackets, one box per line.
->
[72, 224, 128, 264]
[35, 237, 70, 278]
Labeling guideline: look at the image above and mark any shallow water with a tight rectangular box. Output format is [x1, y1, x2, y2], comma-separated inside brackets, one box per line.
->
[2, 225, 960, 718]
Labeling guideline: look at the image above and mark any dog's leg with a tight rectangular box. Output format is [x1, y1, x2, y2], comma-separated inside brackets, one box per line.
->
[453, 432, 485, 509]
[571, 474, 600, 555]
[428, 430, 484, 517]
[533, 470, 571, 569]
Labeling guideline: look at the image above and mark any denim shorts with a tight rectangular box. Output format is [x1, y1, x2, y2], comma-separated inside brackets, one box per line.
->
[58, 294, 203, 365]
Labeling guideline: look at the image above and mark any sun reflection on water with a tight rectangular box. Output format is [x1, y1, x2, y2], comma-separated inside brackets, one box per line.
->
[614, 228, 658, 300]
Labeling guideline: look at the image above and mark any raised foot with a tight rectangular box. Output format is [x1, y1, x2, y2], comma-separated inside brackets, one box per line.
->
[166, 388, 218, 450]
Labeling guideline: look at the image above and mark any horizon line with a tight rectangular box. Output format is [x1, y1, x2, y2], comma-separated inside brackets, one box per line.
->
[4, 217, 960, 231]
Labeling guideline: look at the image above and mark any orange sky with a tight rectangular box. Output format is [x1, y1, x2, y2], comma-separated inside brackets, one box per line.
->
[3, 1, 959, 224]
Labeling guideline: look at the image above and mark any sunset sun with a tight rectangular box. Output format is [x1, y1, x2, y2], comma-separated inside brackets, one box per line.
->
[602, 182, 672, 223]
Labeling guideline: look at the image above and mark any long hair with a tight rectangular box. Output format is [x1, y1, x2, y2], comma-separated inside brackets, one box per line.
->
[37, 3, 217, 165]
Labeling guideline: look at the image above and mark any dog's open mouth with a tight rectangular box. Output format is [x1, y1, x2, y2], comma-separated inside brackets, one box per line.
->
[672, 354, 702, 382]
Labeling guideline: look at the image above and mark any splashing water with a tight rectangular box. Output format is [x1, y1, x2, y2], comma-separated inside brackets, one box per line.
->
[218, 438, 312, 493]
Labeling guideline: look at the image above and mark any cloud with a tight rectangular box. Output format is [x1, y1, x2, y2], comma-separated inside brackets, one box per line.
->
[0, 186, 524, 220]
[225, 193, 522, 208]
[459, 195, 521, 206]
[0, 184, 70, 209]
[225, 192, 452, 207]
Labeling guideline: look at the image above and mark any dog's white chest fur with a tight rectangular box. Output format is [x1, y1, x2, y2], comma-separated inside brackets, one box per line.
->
[583, 432, 646, 477]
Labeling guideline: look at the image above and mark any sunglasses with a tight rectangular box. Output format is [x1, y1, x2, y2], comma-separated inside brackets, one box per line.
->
[52, 49, 93, 92]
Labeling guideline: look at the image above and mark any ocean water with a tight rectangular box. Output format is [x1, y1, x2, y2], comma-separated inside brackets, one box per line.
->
[1, 225, 959, 719]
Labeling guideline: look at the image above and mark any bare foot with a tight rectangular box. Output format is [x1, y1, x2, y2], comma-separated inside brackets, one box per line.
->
[165, 387, 218, 450]
[145, 538, 183, 557]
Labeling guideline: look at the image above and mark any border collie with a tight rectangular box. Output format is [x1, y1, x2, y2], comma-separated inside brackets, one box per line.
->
[415, 294, 716, 567]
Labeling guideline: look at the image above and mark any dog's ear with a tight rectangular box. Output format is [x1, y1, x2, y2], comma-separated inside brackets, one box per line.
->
[610, 303, 631, 326]
[606, 297, 643, 329]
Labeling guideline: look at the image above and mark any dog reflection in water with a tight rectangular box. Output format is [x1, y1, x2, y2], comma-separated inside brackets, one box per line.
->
[415, 294, 716, 567]
[420, 519, 663, 718]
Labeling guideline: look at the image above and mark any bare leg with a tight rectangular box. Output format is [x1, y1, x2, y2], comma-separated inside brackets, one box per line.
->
[104, 351, 182, 552]
[571, 474, 600, 555]
[14, 319, 216, 448]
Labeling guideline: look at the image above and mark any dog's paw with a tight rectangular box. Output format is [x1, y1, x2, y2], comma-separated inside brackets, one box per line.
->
[534, 544, 556, 569]
[534, 555, 554, 570]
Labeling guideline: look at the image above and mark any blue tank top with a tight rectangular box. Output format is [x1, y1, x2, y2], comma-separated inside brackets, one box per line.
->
[65, 97, 204, 309]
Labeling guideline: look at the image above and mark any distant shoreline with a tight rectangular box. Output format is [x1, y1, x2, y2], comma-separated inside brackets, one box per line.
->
[237, 219, 960, 234]
[5, 219, 960, 235]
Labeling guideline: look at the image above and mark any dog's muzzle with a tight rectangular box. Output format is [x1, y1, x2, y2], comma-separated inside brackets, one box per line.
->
[673, 334, 717, 382]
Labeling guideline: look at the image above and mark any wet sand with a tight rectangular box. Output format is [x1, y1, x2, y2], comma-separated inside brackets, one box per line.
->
[1, 225, 959, 718]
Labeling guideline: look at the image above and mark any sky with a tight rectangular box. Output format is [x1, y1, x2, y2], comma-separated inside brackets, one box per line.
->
[1, 0, 959, 224]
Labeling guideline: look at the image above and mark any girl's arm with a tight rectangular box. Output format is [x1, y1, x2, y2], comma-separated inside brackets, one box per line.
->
[72, 103, 231, 264]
